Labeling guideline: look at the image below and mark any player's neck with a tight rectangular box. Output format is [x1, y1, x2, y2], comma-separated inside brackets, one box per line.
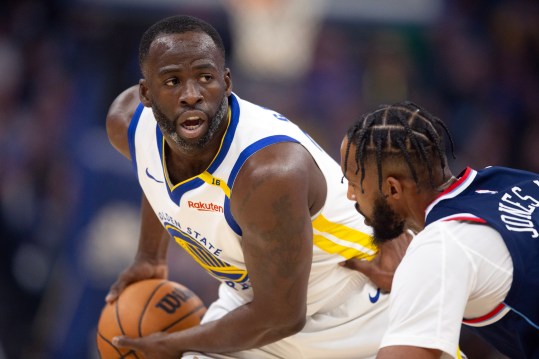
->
[164, 135, 224, 185]
[412, 172, 456, 232]
[406, 192, 436, 233]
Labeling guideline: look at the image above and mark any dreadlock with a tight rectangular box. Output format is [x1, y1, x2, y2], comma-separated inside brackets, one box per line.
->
[344, 101, 456, 192]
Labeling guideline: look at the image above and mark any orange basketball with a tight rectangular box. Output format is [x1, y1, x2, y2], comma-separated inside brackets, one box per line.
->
[96, 279, 207, 358]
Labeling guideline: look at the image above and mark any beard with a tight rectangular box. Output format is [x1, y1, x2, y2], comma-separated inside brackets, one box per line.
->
[370, 194, 406, 246]
[153, 94, 229, 152]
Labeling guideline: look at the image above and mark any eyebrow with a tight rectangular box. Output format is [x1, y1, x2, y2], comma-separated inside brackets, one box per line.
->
[158, 62, 217, 76]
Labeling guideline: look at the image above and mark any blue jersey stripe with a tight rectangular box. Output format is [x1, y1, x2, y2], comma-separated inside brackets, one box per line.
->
[128, 103, 145, 178]
[223, 135, 300, 235]
[208, 94, 240, 173]
[227, 135, 300, 188]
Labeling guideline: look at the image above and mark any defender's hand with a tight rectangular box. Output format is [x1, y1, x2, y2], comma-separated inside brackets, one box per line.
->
[342, 231, 412, 292]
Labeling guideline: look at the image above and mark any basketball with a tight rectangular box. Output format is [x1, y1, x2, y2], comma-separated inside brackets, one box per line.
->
[96, 279, 207, 358]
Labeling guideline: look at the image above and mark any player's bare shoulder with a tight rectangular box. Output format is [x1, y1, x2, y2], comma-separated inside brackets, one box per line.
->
[106, 85, 141, 159]
[231, 142, 326, 218]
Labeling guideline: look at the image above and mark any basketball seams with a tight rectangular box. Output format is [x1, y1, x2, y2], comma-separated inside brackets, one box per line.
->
[96, 331, 142, 359]
[138, 280, 168, 337]
[115, 299, 126, 336]
[111, 302, 143, 358]
[160, 303, 206, 332]
[96, 331, 119, 359]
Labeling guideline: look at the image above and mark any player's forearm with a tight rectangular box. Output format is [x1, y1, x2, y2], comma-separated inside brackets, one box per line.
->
[161, 301, 305, 354]
[136, 194, 169, 264]
[377, 345, 442, 359]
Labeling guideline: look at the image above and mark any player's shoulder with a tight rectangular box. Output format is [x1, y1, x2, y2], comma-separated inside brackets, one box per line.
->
[418, 220, 499, 251]
[241, 142, 316, 186]
[106, 85, 141, 159]
[234, 93, 295, 124]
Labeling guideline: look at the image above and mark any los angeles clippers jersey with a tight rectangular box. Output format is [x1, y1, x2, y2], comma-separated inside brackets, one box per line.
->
[425, 166, 539, 358]
[128, 93, 379, 316]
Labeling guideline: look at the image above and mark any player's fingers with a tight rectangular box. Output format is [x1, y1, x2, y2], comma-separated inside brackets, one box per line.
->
[105, 286, 121, 304]
[105, 276, 132, 303]
[112, 335, 141, 350]
[341, 258, 374, 276]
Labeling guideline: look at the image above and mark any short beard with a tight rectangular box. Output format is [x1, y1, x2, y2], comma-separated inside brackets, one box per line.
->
[370, 194, 405, 246]
[153, 95, 229, 152]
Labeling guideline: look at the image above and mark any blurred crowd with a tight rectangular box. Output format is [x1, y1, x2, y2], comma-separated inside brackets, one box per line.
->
[0, 0, 537, 358]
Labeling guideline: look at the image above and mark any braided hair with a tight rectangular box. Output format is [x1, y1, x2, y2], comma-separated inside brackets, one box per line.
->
[344, 101, 455, 192]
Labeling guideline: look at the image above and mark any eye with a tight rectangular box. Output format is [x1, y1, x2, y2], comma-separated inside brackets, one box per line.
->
[165, 78, 179, 87]
[199, 74, 213, 83]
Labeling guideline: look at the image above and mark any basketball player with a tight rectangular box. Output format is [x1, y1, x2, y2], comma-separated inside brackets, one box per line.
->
[341, 101, 539, 359]
[104, 15, 409, 359]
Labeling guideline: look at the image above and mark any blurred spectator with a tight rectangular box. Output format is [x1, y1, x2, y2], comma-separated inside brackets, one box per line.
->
[224, 0, 324, 82]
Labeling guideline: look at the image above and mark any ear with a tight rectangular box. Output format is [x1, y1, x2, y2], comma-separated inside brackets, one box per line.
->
[224, 68, 233, 96]
[385, 176, 404, 200]
[139, 79, 152, 107]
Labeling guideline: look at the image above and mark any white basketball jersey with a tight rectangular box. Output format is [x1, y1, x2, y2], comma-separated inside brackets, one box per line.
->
[129, 94, 387, 358]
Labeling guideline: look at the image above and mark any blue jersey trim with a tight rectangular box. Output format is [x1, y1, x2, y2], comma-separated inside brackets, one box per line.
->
[227, 135, 300, 187]
[128, 103, 145, 178]
[224, 135, 300, 235]
[207, 94, 240, 173]
[224, 196, 241, 235]
[155, 127, 204, 205]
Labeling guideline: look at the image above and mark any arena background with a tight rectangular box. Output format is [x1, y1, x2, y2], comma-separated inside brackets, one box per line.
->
[1, 0, 537, 358]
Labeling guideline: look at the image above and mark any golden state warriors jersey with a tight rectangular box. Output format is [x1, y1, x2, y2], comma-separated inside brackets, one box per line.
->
[128, 93, 378, 315]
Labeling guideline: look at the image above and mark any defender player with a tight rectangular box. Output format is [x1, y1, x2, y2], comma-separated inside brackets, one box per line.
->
[104, 15, 409, 358]
[341, 101, 539, 358]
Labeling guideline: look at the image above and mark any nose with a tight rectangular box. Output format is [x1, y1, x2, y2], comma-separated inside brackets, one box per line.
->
[180, 79, 203, 107]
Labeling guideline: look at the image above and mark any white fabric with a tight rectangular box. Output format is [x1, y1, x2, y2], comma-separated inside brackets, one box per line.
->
[380, 221, 513, 358]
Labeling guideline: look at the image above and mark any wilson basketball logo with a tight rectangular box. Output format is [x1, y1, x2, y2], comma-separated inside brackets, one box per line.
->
[156, 287, 194, 314]
[188, 200, 223, 213]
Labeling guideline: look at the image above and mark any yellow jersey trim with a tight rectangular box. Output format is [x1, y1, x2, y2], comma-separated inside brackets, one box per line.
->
[198, 171, 231, 198]
[312, 214, 377, 260]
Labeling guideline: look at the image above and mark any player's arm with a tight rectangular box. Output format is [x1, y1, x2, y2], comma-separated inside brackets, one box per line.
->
[106, 84, 140, 159]
[106, 194, 170, 303]
[221, 141, 319, 345]
[377, 346, 442, 358]
[105, 85, 170, 303]
[114, 142, 325, 357]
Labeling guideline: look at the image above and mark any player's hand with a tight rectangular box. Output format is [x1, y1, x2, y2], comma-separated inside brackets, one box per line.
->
[342, 231, 412, 293]
[113, 332, 180, 359]
[105, 259, 168, 304]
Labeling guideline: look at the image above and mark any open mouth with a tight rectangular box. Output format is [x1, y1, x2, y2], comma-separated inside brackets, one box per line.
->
[182, 116, 203, 130]
[177, 111, 208, 139]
